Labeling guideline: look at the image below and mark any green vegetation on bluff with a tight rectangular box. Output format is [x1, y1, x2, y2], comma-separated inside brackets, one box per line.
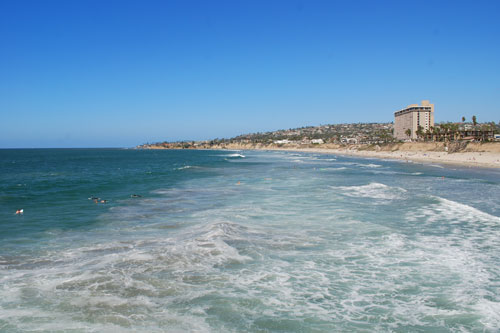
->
[138, 121, 499, 149]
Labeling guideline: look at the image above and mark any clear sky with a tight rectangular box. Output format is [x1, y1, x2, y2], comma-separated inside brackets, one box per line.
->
[1, 0, 499, 148]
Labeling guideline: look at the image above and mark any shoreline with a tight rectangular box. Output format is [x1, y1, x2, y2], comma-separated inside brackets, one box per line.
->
[251, 146, 500, 169]
[141, 143, 500, 169]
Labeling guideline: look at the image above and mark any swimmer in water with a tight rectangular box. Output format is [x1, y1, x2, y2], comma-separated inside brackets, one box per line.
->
[100, 200, 108, 204]
[16, 209, 23, 215]
[131, 194, 142, 198]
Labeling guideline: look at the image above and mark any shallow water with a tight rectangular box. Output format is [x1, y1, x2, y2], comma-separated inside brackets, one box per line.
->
[1, 149, 499, 332]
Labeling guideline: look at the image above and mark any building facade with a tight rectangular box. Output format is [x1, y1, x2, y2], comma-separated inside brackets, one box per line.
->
[394, 100, 434, 140]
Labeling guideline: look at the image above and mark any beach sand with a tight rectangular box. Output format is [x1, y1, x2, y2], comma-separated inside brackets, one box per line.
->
[257, 146, 500, 169]
[200, 141, 500, 169]
[141, 142, 500, 169]
[244, 147, 500, 168]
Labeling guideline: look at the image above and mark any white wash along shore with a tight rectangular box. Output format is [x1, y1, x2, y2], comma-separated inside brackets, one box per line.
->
[142, 142, 500, 169]
[257, 147, 500, 169]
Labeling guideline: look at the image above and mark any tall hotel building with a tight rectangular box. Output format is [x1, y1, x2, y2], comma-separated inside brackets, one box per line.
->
[394, 100, 434, 140]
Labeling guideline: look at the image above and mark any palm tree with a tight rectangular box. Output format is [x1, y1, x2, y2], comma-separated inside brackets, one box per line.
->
[439, 124, 447, 141]
[462, 116, 466, 123]
[405, 128, 412, 140]
[416, 125, 424, 141]
[450, 123, 460, 141]
[435, 126, 442, 141]
[490, 122, 497, 132]
[472, 115, 477, 126]
[481, 124, 490, 141]
[425, 129, 431, 141]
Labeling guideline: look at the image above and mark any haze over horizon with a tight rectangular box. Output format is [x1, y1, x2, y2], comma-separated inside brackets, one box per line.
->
[1, 0, 499, 148]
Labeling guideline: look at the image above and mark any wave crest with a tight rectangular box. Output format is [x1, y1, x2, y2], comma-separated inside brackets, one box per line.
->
[333, 182, 407, 200]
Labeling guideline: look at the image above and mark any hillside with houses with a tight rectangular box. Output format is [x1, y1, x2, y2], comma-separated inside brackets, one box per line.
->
[138, 122, 394, 149]
[138, 120, 499, 150]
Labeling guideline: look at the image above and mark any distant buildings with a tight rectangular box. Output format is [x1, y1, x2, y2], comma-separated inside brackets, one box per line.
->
[273, 139, 292, 144]
[340, 137, 358, 144]
[394, 100, 434, 140]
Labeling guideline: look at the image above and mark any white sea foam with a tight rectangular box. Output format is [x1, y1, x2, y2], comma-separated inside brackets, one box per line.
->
[320, 167, 347, 171]
[337, 162, 383, 168]
[2, 151, 499, 332]
[0, 219, 253, 332]
[175, 165, 194, 170]
[226, 153, 245, 158]
[406, 196, 500, 225]
[333, 182, 407, 200]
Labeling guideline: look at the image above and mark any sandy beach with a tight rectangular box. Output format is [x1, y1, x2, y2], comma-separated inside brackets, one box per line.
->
[162, 142, 500, 169]
[140, 142, 500, 169]
[260, 147, 500, 169]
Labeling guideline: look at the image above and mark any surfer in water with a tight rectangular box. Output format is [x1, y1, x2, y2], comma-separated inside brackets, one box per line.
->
[15, 209, 23, 215]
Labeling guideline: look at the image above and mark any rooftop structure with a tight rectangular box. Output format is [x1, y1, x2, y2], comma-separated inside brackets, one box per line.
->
[394, 100, 434, 140]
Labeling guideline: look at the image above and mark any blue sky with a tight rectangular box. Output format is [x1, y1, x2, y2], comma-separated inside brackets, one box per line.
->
[1, 0, 499, 148]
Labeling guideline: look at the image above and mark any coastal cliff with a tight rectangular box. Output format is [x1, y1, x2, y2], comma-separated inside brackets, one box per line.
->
[138, 141, 500, 154]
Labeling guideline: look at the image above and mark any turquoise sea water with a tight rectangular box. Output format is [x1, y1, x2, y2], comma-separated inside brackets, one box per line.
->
[1, 149, 500, 332]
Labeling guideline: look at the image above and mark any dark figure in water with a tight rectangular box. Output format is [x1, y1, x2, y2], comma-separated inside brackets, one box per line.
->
[131, 194, 142, 198]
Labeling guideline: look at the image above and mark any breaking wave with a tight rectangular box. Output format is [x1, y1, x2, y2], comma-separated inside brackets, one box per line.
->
[406, 196, 500, 225]
[332, 182, 407, 200]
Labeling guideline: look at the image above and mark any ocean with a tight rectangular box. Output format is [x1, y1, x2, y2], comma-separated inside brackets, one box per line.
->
[1, 149, 499, 332]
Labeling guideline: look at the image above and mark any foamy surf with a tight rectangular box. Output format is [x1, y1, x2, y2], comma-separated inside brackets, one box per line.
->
[332, 182, 407, 200]
[175, 165, 194, 170]
[1, 149, 499, 332]
[407, 196, 500, 225]
[320, 166, 347, 171]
